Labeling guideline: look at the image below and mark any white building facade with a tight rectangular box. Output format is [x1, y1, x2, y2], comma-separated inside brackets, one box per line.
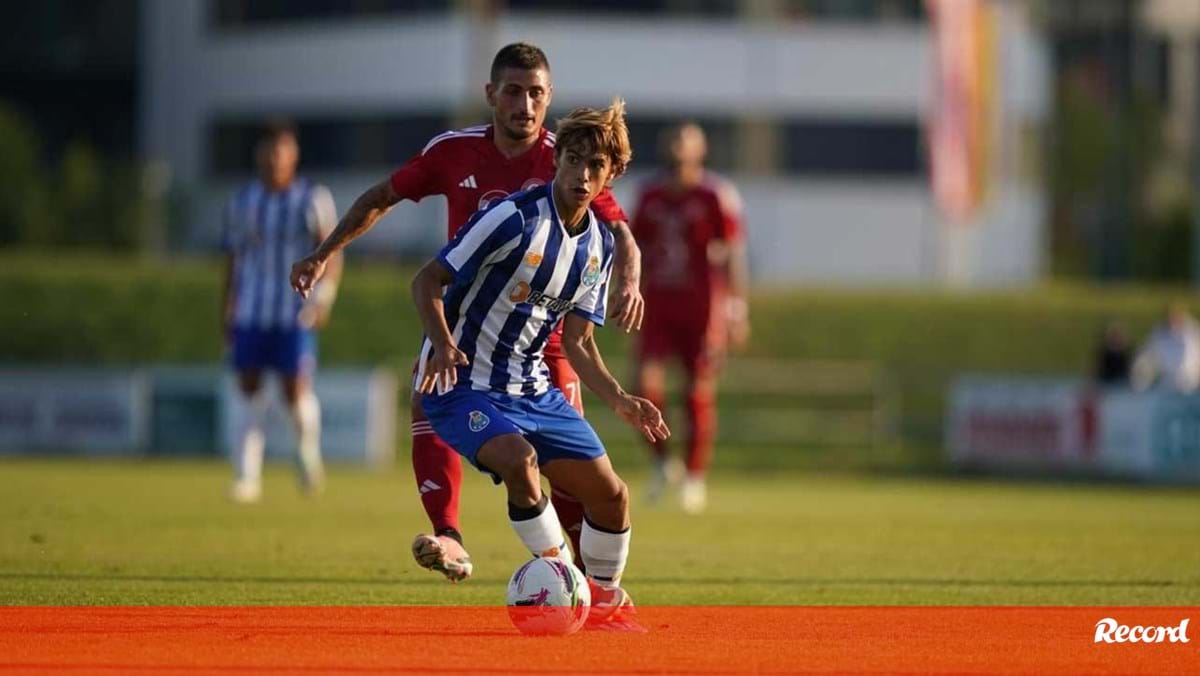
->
[140, 0, 1049, 286]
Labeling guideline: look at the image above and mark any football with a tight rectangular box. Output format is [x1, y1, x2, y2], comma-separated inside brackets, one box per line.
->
[505, 556, 591, 636]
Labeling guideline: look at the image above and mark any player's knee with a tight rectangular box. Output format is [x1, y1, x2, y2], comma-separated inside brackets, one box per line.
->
[613, 479, 630, 514]
[599, 477, 629, 514]
[486, 439, 539, 484]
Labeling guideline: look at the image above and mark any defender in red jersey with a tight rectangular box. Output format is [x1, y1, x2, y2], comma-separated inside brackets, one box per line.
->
[290, 43, 643, 581]
[631, 123, 750, 514]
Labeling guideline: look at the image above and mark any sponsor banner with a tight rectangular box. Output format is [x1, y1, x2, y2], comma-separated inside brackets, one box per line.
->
[1100, 390, 1200, 482]
[0, 367, 396, 465]
[149, 367, 223, 456]
[1, 606, 1195, 674]
[948, 377, 1200, 482]
[0, 369, 148, 455]
[946, 376, 1095, 469]
[220, 368, 397, 467]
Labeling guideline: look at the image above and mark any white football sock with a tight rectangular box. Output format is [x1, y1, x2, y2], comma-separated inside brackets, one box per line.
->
[232, 389, 267, 485]
[291, 390, 323, 486]
[581, 519, 630, 589]
[509, 495, 567, 558]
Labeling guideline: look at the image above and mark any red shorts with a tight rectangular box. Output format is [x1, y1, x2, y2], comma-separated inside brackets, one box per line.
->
[544, 327, 583, 414]
[638, 294, 724, 376]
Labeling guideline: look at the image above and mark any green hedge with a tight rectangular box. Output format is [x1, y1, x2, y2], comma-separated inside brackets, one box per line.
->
[1, 252, 1190, 458]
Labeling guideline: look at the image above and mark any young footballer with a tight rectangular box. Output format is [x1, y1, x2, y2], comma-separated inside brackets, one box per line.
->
[411, 99, 666, 628]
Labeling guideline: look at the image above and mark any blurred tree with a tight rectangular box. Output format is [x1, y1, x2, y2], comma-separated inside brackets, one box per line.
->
[0, 104, 52, 247]
[0, 104, 150, 253]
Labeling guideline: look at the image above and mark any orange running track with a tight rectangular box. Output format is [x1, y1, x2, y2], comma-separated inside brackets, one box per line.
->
[0, 606, 1197, 674]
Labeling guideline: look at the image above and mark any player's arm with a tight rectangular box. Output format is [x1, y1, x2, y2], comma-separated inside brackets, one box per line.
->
[592, 190, 643, 333]
[714, 182, 750, 349]
[220, 253, 235, 338]
[725, 238, 751, 349]
[410, 259, 468, 394]
[219, 199, 236, 338]
[291, 178, 400, 297]
[300, 187, 344, 329]
[561, 313, 669, 443]
[606, 219, 644, 333]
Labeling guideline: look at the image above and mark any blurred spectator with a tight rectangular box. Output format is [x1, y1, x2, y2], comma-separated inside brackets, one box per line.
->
[1132, 302, 1200, 393]
[1094, 320, 1131, 385]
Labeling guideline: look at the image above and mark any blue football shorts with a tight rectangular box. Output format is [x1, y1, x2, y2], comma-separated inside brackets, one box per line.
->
[231, 327, 317, 377]
[420, 386, 606, 481]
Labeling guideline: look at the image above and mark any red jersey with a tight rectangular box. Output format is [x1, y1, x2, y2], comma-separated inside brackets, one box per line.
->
[389, 125, 627, 238]
[632, 172, 743, 298]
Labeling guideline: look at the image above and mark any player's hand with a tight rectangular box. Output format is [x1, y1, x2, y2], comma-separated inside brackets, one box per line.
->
[609, 280, 644, 333]
[614, 395, 670, 443]
[290, 255, 327, 299]
[418, 341, 469, 394]
[729, 317, 751, 351]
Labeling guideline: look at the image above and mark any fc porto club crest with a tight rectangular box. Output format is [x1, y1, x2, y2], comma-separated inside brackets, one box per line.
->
[468, 410, 490, 433]
[582, 256, 601, 286]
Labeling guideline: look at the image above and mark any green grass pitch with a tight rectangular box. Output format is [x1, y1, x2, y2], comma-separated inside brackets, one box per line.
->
[1, 457, 1197, 606]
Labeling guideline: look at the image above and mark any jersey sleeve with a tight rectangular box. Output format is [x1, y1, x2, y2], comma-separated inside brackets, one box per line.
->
[571, 229, 615, 326]
[713, 178, 744, 241]
[389, 147, 441, 202]
[591, 187, 628, 224]
[305, 184, 337, 237]
[436, 201, 524, 285]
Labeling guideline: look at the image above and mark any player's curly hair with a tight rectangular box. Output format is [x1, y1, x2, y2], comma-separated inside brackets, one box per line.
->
[554, 98, 632, 180]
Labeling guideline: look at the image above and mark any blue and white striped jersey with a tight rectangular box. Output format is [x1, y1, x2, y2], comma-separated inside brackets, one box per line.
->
[221, 178, 336, 331]
[418, 183, 615, 396]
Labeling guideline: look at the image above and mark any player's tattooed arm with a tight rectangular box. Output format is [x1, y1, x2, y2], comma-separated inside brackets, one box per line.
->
[411, 259, 468, 394]
[291, 178, 400, 297]
[561, 314, 669, 443]
[605, 220, 644, 333]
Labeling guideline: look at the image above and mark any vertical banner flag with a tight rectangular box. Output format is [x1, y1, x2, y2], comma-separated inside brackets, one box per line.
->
[926, 0, 997, 223]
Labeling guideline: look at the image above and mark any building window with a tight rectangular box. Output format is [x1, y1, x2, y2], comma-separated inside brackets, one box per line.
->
[625, 116, 737, 173]
[503, 0, 737, 16]
[210, 114, 450, 175]
[782, 0, 925, 22]
[211, 0, 448, 29]
[781, 118, 922, 176]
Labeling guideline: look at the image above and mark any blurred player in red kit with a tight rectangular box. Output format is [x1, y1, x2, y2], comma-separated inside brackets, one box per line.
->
[631, 123, 749, 514]
[290, 43, 643, 580]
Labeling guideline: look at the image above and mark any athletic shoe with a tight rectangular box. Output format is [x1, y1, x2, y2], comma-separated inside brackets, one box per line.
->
[645, 457, 684, 504]
[585, 579, 647, 633]
[228, 479, 261, 504]
[411, 533, 473, 582]
[680, 475, 707, 514]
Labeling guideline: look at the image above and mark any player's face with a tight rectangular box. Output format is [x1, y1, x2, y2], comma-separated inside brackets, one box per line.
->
[554, 144, 613, 213]
[666, 124, 707, 168]
[258, 134, 299, 189]
[486, 68, 553, 142]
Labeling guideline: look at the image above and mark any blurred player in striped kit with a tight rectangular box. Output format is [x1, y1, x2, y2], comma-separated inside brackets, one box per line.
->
[631, 123, 750, 514]
[222, 120, 342, 503]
